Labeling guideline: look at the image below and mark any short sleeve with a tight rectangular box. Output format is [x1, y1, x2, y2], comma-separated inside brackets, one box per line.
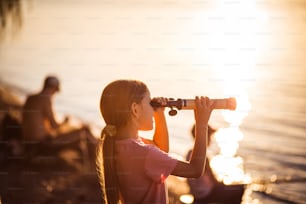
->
[144, 145, 177, 183]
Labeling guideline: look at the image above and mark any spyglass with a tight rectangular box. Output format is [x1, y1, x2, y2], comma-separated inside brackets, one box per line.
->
[150, 97, 236, 116]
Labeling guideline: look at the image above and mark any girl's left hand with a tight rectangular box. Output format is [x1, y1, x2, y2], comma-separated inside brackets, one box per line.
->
[151, 97, 168, 113]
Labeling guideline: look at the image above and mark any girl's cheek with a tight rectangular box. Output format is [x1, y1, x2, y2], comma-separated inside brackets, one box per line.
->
[148, 103, 154, 113]
[151, 106, 155, 115]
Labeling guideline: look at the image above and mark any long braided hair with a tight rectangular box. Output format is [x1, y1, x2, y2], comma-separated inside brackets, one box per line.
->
[97, 80, 148, 204]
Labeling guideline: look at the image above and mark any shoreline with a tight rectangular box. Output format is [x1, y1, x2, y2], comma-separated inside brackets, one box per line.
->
[0, 81, 187, 204]
[0, 82, 101, 203]
[4, 81, 299, 204]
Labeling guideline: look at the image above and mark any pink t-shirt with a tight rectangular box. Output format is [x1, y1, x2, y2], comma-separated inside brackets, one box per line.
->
[115, 138, 177, 204]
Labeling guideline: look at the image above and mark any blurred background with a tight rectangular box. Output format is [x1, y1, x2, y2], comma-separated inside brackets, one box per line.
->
[0, 0, 305, 203]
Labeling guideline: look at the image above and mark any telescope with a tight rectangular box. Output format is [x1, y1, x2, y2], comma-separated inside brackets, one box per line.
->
[150, 97, 236, 116]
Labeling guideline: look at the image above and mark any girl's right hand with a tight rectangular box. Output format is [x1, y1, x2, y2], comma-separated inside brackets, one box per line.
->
[171, 96, 214, 178]
[194, 96, 214, 125]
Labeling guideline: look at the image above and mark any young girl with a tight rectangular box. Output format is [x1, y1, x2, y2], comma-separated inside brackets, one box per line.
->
[97, 79, 214, 204]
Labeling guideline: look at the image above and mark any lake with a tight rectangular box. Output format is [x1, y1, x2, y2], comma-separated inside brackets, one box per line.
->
[0, 0, 305, 203]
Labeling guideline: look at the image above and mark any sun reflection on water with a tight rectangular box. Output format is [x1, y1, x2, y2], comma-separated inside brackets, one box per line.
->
[203, 0, 266, 187]
[210, 44, 253, 180]
[210, 127, 251, 185]
[209, 89, 252, 185]
[209, 95, 252, 185]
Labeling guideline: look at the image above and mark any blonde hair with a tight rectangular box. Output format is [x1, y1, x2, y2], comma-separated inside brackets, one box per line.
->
[96, 80, 148, 204]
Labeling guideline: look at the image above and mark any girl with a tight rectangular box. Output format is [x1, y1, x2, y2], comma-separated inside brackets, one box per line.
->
[97, 79, 214, 204]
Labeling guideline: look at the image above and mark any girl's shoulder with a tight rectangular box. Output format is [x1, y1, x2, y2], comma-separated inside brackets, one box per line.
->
[115, 138, 159, 154]
[116, 137, 144, 145]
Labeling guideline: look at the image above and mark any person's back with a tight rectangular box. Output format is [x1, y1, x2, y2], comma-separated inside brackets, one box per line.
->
[22, 92, 58, 142]
[22, 76, 61, 142]
[21, 75, 98, 170]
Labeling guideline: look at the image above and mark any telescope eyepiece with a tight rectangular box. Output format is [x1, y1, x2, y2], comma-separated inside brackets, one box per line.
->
[150, 100, 163, 108]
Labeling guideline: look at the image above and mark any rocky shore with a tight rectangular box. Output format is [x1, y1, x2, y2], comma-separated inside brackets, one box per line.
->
[0, 82, 187, 204]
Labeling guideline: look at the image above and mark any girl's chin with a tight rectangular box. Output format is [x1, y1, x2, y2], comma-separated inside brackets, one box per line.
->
[140, 125, 153, 131]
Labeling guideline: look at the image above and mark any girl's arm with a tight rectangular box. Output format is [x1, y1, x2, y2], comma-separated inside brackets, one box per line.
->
[171, 96, 213, 178]
[152, 107, 169, 152]
[142, 98, 169, 152]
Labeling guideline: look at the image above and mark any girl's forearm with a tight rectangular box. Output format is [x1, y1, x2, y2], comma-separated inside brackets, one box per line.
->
[189, 124, 208, 177]
[153, 111, 169, 152]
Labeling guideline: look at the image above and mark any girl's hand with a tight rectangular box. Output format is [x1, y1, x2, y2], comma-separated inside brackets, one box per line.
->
[194, 96, 214, 125]
[151, 97, 168, 113]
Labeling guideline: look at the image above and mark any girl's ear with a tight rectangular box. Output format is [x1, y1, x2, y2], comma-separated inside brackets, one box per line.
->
[131, 102, 139, 118]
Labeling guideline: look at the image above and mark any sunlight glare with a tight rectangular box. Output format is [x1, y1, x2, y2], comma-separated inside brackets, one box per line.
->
[209, 127, 250, 184]
[214, 127, 243, 156]
[210, 155, 250, 184]
[179, 194, 194, 204]
[222, 93, 252, 125]
[205, 1, 267, 185]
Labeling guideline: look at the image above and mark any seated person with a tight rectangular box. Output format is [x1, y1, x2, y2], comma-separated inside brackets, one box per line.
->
[186, 124, 245, 204]
[22, 75, 97, 166]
